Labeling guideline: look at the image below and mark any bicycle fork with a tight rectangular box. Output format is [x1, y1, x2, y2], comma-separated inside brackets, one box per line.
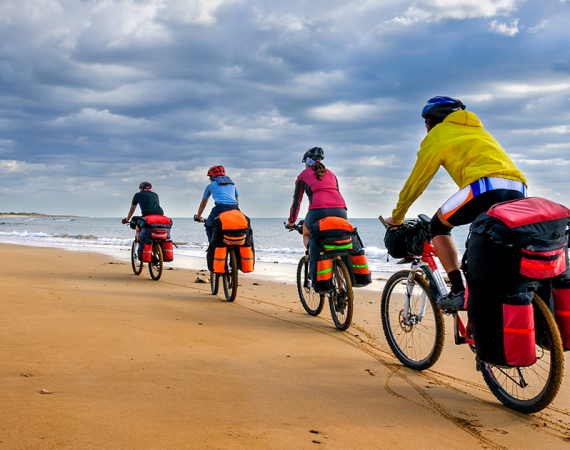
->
[402, 271, 428, 324]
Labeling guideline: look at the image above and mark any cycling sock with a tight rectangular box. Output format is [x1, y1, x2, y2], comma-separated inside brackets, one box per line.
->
[448, 270, 465, 294]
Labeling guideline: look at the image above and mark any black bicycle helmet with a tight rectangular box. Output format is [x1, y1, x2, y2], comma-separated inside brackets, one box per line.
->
[422, 96, 466, 121]
[302, 147, 324, 163]
[139, 181, 152, 190]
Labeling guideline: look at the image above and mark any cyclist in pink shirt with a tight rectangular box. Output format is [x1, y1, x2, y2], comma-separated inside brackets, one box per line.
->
[287, 147, 347, 247]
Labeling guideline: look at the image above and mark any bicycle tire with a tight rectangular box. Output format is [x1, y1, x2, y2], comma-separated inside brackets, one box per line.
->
[328, 259, 354, 331]
[131, 240, 143, 275]
[223, 247, 238, 302]
[296, 256, 325, 316]
[210, 272, 219, 295]
[381, 270, 445, 370]
[149, 241, 164, 281]
[479, 293, 564, 414]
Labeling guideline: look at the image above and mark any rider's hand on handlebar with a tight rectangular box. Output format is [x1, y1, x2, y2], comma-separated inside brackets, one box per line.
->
[386, 217, 403, 227]
[122, 218, 128, 224]
[287, 221, 296, 229]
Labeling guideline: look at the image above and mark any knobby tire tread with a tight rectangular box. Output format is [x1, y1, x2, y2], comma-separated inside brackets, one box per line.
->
[329, 259, 354, 331]
[149, 242, 163, 281]
[479, 293, 564, 414]
[296, 256, 325, 316]
[223, 247, 238, 302]
[381, 270, 445, 371]
[131, 240, 143, 275]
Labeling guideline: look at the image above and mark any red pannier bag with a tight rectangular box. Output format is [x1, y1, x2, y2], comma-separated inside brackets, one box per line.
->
[162, 240, 174, 262]
[467, 197, 570, 367]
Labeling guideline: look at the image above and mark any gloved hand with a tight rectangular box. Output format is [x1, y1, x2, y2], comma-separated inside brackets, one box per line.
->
[122, 218, 127, 224]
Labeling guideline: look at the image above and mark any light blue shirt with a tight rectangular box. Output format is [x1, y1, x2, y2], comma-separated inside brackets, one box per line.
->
[203, 182, 239, 206]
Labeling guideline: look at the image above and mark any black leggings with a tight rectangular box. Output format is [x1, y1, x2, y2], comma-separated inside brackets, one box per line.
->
[430, 189, 526, 237]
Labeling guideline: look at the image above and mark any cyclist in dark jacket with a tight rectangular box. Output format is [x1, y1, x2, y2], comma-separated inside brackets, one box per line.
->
[122, 181, 164, 240]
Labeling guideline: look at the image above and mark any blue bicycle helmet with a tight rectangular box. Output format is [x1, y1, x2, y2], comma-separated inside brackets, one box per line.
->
[422, 96, 465, 120]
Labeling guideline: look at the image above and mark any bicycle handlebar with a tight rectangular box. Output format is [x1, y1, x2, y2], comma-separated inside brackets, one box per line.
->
[193, 214, 206, 223]
[284, 221, 304, 234]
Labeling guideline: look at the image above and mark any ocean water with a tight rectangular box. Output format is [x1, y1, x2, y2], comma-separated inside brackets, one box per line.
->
[0, 216, 470, 277]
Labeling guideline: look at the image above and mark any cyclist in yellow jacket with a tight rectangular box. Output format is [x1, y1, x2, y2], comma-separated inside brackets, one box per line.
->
[385, 96, 527, 310]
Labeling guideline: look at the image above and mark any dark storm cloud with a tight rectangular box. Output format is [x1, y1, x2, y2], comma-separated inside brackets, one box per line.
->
[0, 0, 569, 217]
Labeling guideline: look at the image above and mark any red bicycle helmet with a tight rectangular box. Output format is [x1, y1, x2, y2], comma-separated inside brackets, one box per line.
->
[139, 181, 152, 190]
[207, 165, 225, 177]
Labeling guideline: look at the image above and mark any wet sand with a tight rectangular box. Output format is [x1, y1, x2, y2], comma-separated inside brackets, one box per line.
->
[1, 243, 569, 449]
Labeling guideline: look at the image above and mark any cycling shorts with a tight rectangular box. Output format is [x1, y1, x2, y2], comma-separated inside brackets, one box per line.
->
[431, 177, 527, 237]
[304, 207, 348, 231]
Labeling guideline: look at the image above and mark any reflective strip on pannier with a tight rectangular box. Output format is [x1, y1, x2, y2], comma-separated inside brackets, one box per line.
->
[314, 258, 333, 293]
[151, 229, 168, 240]
[162, 240, 173, 261]
[553, 287, 570, 350]
[316, 216, 353, 232]
[521, 246, 566, 279]
[223, 234, 246, 246]
[213, 247, 227, 274]
[142, 243, 153, 263]
[324, 238, 353, 251]
[317, 259, 333, 281]
[350, 254, 369, 274]
[239, 246, 254, 273]
[502, 296, 537, 367]
[218, 210, 249, 230]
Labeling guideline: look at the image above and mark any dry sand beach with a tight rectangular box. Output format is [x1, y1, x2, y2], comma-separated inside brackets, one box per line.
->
[1, 243, 570, 449]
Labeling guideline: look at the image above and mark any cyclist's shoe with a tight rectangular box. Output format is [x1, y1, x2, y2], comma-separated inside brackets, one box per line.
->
[436, 290, 466, 311]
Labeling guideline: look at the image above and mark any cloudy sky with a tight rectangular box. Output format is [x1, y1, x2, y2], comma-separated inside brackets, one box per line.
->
[1, 0, 569, 218]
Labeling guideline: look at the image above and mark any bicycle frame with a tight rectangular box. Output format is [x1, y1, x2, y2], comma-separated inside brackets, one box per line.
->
[402, 241, 474, 346]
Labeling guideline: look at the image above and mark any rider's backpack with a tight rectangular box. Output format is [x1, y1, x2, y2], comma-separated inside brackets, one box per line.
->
[384, 219, 430, 259]
[207, 210, 255, 274]
[309, 217, 371, 292]
[138, 215, 173, 261]
[466, 197, 570, 366]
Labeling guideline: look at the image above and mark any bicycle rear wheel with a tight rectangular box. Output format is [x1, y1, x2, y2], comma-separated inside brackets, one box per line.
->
[223, 247, 238, 302]
[479, 293, 564, 413]
[328, 259, 354, 330]
[131, 240, 143, 275]
[296, 256, 325, 316]
[210, 272, 220, 295]
[149, 242, 164, 281]
[381, 270, 445, 370]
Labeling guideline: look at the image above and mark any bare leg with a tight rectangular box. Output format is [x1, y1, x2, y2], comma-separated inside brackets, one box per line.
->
[302, 223, 310, 249]
[432, 235, 460, 273]
[135, 225, 141, 242]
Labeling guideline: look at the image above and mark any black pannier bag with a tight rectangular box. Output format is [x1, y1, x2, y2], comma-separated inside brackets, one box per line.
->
[207, 210, 255, 274]
[384, 219, 431, 258]
[138, 215, 173, 261]
[466, 197, 570, 367]
[308, 217, 371, 293]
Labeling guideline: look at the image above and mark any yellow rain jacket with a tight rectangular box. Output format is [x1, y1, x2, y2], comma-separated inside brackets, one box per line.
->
[391, 110, 527, 222]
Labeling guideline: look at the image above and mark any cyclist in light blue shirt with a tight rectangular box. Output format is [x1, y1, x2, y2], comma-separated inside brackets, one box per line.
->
[195, 165, 240, 240]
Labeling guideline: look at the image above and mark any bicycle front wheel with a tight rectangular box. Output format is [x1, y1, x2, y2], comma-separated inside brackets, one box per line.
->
[210, 272, 220, 295]
[223, 247, 238, 302]
[131, 240, 143, 275]
[328, 259, 354, 331]
[479, 293, 564, 414]
[296, 256, 325, 316]
[381, 270, 445, 370]
[149, 242, 164, 281]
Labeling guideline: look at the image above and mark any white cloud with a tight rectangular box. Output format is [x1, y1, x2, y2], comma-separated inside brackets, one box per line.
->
[389, 0, 519, 24]
[527, 20, 547, 34]
[158, 0, 240, 26]
[51, 108, 150, 131]
[490, 18, 519, 36]
[310, 102, 381, 121]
